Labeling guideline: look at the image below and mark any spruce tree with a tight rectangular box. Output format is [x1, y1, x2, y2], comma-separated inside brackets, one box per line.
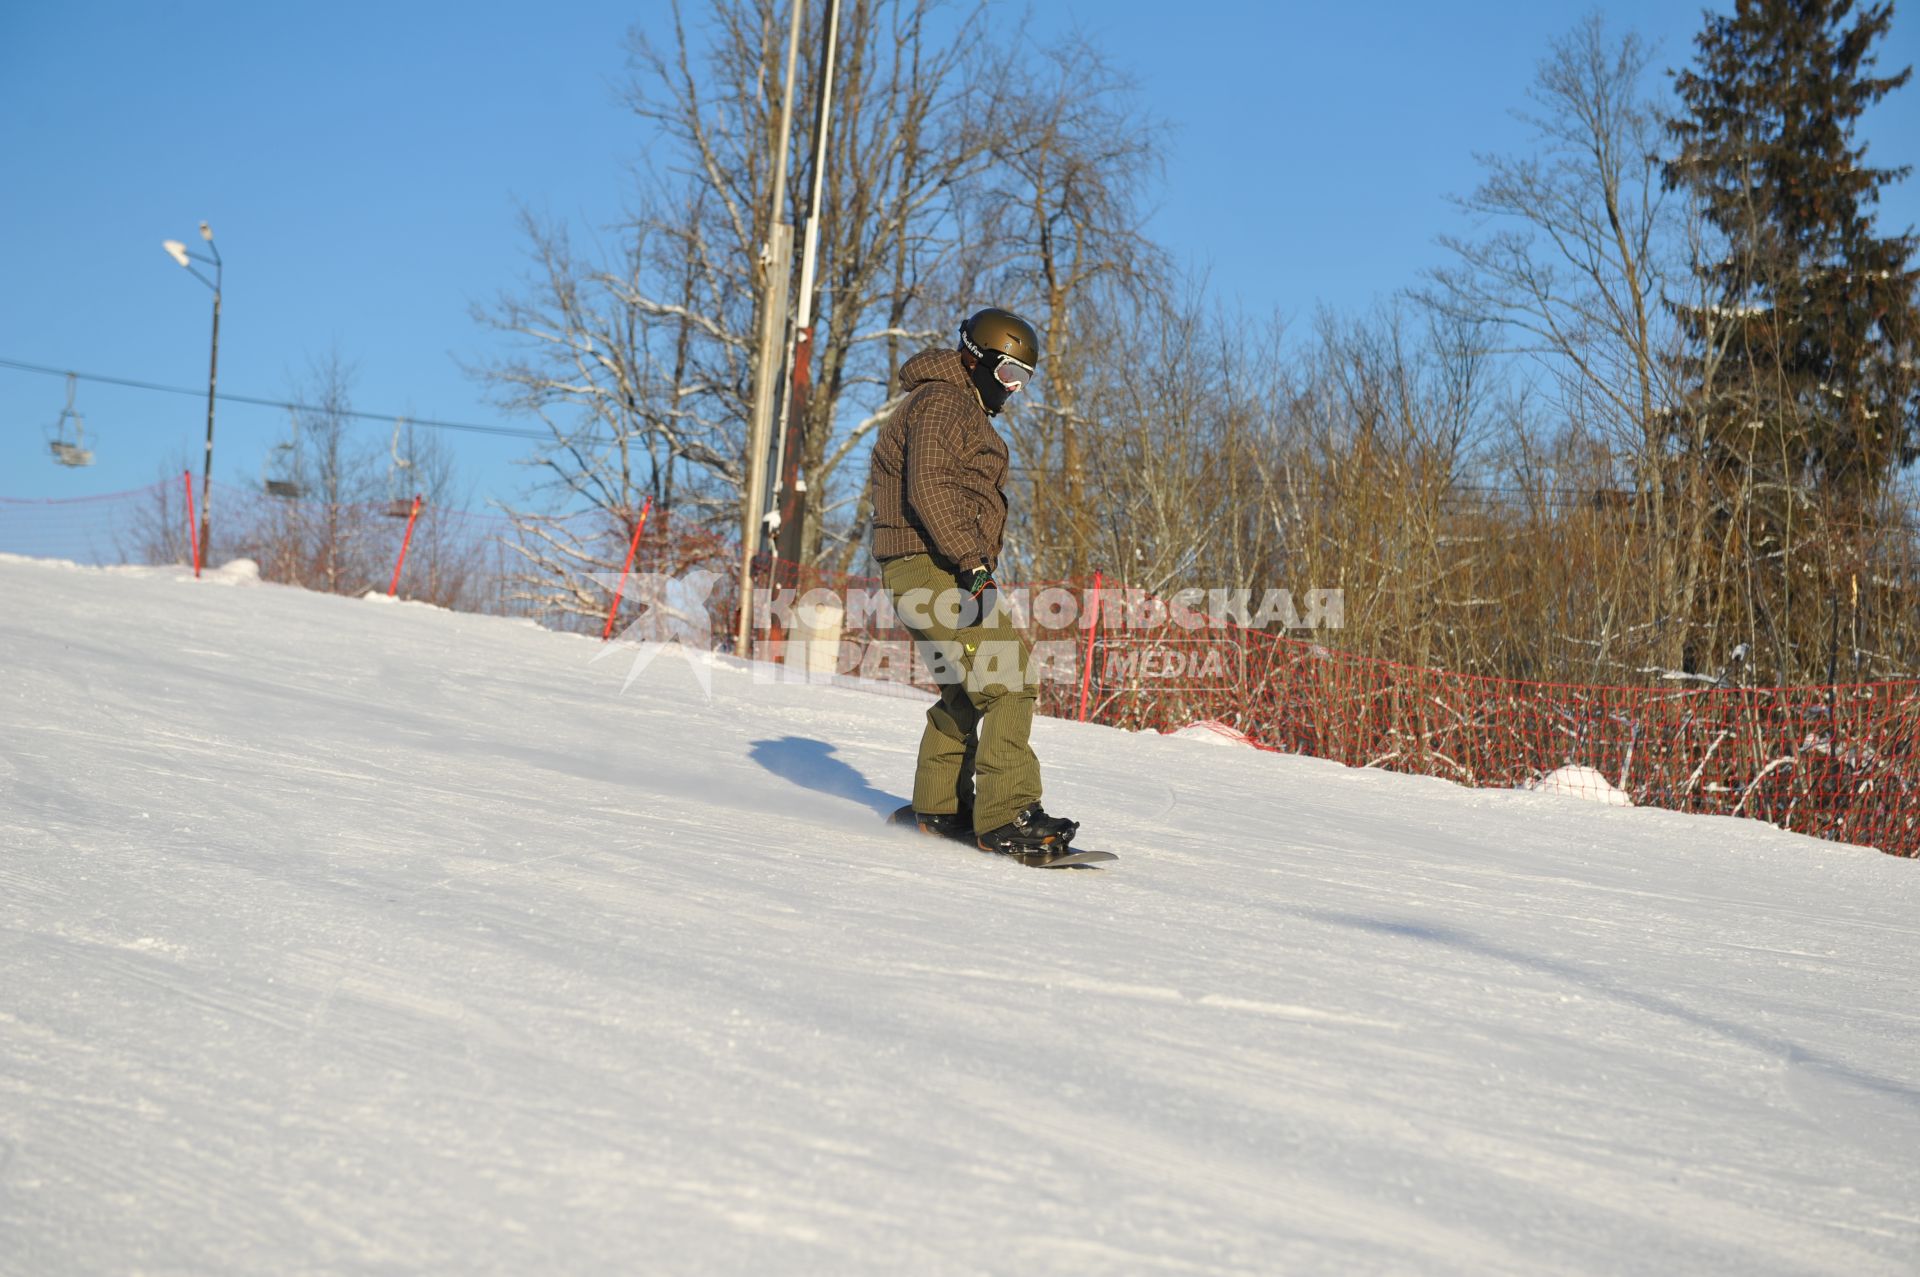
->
[1665, 0, 1919, 509]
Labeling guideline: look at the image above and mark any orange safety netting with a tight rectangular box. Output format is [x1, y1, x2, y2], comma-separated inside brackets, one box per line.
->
[748, 558, 1920, 859]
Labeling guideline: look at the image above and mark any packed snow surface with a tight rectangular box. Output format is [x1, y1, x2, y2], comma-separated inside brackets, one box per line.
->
[2, 553, 1916, 1275]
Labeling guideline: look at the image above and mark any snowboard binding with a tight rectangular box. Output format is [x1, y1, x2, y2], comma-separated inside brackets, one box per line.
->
[887, 803, 1111, 869]
[974, 804, 1079, 856]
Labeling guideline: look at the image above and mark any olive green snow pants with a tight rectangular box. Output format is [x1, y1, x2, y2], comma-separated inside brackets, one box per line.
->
[881, 552, 1041, 834]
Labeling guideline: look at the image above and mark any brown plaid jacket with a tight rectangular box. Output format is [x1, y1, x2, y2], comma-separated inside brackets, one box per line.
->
[869, 348, 1010, 570]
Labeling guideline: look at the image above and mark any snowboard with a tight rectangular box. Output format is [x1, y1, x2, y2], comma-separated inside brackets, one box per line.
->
[886, 805, 1118, 869]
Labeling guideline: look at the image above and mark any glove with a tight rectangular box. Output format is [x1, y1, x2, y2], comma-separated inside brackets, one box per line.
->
[962, 563, 996, 598]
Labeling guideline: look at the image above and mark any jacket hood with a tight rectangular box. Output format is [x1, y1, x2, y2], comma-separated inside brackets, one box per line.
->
[898, 347, 975, 396]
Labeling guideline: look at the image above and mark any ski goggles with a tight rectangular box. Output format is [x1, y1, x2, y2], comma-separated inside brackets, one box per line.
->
[990, 353, 1034, 393]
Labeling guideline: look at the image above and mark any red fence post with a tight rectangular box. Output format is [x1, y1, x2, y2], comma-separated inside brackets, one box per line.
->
[602, 495, 654, 640]
[182, 469, 201, 579]
[1078, 569, 1103, 722]
[388, 494, 423, 598]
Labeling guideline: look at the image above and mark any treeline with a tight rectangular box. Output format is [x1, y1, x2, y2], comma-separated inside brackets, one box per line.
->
[474, 0, 1919, 686]
[136, 355, 503, 612]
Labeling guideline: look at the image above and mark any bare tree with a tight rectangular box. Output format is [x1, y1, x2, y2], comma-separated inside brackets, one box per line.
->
[126, 451, 198, 567]
[468, 213, 705, 624]
[211, 353, 476, 601]
[1422, 13, 1705, 670]
[470, 0, 1029, 620]
[245, 352, 381, 593]
[959, 38, 1169, 579]
[773, 0, 1008, 563]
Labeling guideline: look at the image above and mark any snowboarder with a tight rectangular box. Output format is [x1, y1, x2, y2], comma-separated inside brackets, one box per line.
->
[871, 303, 1082, 852]
[869, 308, 1079, 855]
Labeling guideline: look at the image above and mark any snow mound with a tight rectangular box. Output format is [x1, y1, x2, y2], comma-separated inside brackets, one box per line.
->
[198, 557, 260, 585]
[1169, 718, 1260, 747]
[360, 586, 455, 612]
[1521, 764, 1633, 806]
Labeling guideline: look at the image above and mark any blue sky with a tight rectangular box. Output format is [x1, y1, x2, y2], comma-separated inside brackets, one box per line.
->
[3, 1, 1916, 507]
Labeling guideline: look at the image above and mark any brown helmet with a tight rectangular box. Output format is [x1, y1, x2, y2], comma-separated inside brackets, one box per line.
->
[959, 307, 1040, 369]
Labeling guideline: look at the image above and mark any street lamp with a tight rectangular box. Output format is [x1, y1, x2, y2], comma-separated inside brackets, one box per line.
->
[162, 221, 222, 568]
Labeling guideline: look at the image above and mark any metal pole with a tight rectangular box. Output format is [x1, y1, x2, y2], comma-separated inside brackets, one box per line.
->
[388, 494, 424, 598]
[183, 468, 200, 578]
[772, 0, 841, 568]
[735, 0, 809, 658]
[792, 0, 839, 342]
[766, 1, 804, 281]
[200, 260, 221, 569]
[1078, 570, 1104, 721]
[161, 223, 223, 565]
[604, 495, 655, 641]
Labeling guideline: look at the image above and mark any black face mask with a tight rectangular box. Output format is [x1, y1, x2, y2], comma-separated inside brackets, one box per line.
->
[968, 360, 1015, 416]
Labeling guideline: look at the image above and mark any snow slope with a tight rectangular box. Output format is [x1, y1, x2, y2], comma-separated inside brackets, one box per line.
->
[2, 553, 1916, 1276]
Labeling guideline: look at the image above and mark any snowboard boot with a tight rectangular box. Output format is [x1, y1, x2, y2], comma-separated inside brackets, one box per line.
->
[915, 809, 974, 842]
[889, 804, 974, 843]
[975, 804, 1079, 855]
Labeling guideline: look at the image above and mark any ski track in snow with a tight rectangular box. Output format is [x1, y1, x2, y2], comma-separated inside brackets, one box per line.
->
[0, 552, 1916, 1275]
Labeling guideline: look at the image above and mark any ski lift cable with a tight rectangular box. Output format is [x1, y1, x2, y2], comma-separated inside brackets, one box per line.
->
[0, 355, 549, 443]
[10, 353, 1916, 523]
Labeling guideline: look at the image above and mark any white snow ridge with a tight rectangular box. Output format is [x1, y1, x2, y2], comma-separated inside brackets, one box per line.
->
[1521, 764, 1635, 806]
[1, 553, 1916, 1275]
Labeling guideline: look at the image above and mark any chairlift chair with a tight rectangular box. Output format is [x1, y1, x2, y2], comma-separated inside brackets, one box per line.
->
[384, 417, 416, 517]
[264, 414, 304, 498]
[46, 374, 94, 467]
